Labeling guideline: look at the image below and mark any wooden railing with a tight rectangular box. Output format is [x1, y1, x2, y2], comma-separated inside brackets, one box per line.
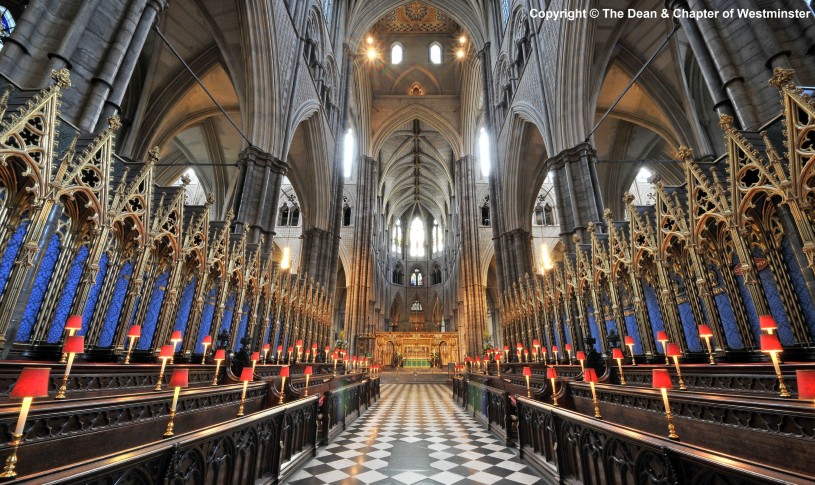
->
[515, 396, 811, 485]
[320, 378, 380, 444]
[459, 379, 515, 445]
[16, 395, 321, 485]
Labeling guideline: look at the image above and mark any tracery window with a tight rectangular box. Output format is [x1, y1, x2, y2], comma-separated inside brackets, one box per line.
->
[393, 265, 404, 285]
[409, 217, 425, 257]
[411, 300, 422, 311]
[429, 42, 442, 64]
[431, 265, 442, 285]
[628, 167, 656, 206]
[481, 197, 491, 226]
[410, 269, 423, 286]
[342, 204, 352, 226]
[431, 219, 444, 254]
[391, 43, 403, 64]
[279, 204, 290, 226]
[479, 127, 491, 177]
[392, 220, 402, 255]
[343, 129, 355, 178]
[0, 7, 14, 49]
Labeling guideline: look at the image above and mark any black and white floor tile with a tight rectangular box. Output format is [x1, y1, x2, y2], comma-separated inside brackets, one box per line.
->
[287, 383, 542, 484]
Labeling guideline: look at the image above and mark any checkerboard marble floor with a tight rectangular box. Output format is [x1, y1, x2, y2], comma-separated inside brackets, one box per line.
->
[287, 383, 542, 484]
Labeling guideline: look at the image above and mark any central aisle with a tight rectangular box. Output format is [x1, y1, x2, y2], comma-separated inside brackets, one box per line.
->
[288, 383, 542, 484]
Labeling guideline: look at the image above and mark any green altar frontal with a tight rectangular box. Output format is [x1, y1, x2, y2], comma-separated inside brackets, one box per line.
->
[404, 358, 430, 368]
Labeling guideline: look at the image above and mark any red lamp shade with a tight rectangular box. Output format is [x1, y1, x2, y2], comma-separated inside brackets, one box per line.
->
[652, 369, 673, 389]
[332, 352, 338, 359]
[624, 336, 635, 346]
[546, 367, 558, 380]
[352, 356, 357, 362]
[325, 346, 330, 352]
[311, 343, 317, 349]
[503, 345, 509, 351]
[127, 325, 142, 338]
[611, 348, 624, 360]
[65, 315, 83, 331]
[279, 366, 290, 377]
[304, 366, 313, 375]
[159, 344, 174, 359]
[475, 357, 480, 362]
[533, 339, 540, 346]
[760, 333, 783, 353]
[10, 368, 51, 398]
[657, 331, 669, 342]
[202, 335, 212, 345]
[517, 343, 523, 349]
[565, 344, 573, 352]
[287, 346, 294, 353]
[552, 345, 558, 353]
[277, 345, 283, 353]
[168, 368, 189, 388]
[698, 325, 713, 338]
[296, 340, 303, 347]
[251, 352, 260, 362]
[666, 343, 682, 358]
[170, 331, 183, 341]
[576, 351, 586, 361]
[496, 354, 501, 361]
[239, 367, 253, 382]
[584, 368, 598, 383]
[796, 370, 815, 400]
[214, 349, 226, 361]
[760, 315, 778, 331]
[263, 343, 271, 351]
[523, 367, 532, 377]
[63, 335, 85, 354]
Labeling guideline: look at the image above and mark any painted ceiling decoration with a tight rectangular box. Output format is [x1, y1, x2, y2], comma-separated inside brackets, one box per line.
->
[376, 1, 458, 34]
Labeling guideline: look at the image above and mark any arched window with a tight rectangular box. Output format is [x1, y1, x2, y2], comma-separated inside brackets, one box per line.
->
[429, 42, 442, 64]
[411, 300, 422, 311]
[323, 0, 332, 22]
[409, 217, 425, 257]
[393, 265, 404, 285]
[343, 129, 355, 178]
[290, 205, 300, 226]
[628, 167, 656, 206]
[391, 43, 403, 64]
[432, 220, 438, 254]
[171, 168, 207, 205]
[342, 204, 352, 226]
[481, 198, 490, 227]
[0, 8, 15, 49]
[392, 220, 402, 255]
[501, 0, 511, 25]
[278, 204, 290, 227]
[479, 127, 491, 177]
[410, 269, 423, 286]
[431, 265, 442, 285]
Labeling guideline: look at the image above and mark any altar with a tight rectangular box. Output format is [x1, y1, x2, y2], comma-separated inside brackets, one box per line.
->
[374, 332, 459, 368]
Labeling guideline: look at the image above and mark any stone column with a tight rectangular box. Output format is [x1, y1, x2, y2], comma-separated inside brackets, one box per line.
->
[456, 156, 488, 357]
[230, 146, 289, 256]
[549, 143, 604, 250]
[344, 156, 376, 354]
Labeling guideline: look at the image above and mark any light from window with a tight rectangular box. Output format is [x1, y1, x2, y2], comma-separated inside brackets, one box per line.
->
[628, 167, 656, 206]
[323, 0, 332, 22]
[391, 44, 403, 64]
[501, 0, 511, 24]
[171, 168, 207, 206]
[392, 220, 402, 255]
[409, 217, 425, 257]
[0, 8, 15, 49]
[343, 129, 355, 178]
[479, 127, 491, 177]
[429, 43, 442, 64]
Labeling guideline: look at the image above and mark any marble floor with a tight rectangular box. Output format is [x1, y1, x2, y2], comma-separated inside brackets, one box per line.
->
[287, 383, 543, 484]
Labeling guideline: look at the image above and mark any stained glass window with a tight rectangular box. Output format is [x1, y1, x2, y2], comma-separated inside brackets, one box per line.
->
[323, 0, 332, 22]
[0, 8, 15, 49]
[501, 0, 511, 25]
[409, 217, 425, 257]
[47, 246, 89, 343]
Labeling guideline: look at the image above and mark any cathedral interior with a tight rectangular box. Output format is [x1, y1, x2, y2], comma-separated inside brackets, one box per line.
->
[0, 0, 812, 483]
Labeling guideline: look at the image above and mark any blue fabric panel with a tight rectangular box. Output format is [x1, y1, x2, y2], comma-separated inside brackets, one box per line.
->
[642, 281, 665, 350]
[81, 253, 108, 332]
[714, 292, 743, 349]
[0, 223, 27, 296]
[586, 305, 599, 351]
[138, 272, 168, 350]
[220, 291, 235, 333]
[781, 237, 815, 340]
[758, 267, 794, 345]
[624, 313, 642, 353]
[173, 277, 197, 336]
[195, 284, 219, 353]
[16, 234, 61, 342]
[47, 246, 89, 342]
[235, 302, 250, 350]
[99, 261, 133, 347]
[678, 302, 702, 351]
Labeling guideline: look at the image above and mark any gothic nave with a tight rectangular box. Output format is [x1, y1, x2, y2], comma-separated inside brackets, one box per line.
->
[0, 0, 812, 484]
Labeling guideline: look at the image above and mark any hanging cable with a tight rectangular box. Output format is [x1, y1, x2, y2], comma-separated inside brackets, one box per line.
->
[151, 24, 253, 147]
[585, 23, 680, 143]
